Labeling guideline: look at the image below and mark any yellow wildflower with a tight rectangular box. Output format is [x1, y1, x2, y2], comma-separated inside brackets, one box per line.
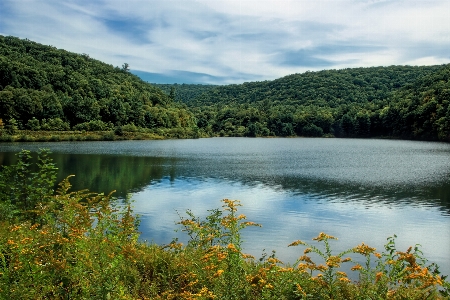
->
[375, 272, 383, 283]
[313, 232, 337, 241]
[288, 240, 304, 247]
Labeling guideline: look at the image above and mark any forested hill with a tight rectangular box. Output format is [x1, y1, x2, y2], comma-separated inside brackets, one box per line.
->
[0, 35, 196, 135]
[160, 66, 441, 107]
[1, 35, 449, 141]
[157, 64, 450, 141]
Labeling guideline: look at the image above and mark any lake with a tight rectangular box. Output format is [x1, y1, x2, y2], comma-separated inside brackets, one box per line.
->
[0, 137, 449, 278]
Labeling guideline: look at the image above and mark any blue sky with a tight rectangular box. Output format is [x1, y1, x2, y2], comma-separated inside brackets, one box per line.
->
[1, 0, 449, 84]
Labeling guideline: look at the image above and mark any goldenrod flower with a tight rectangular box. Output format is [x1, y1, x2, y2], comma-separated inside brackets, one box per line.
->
[313, 232, 337, 241]
[375, 272, 383, 283]
[11, 225, 21, 232]
[265, 283, 274, 289]
[288, 240, 304, 247]
[336, 271, 347, 277]
[339, 277, 351, 283]
[353, 243, 376, 255]
[341, 257, 351, 263]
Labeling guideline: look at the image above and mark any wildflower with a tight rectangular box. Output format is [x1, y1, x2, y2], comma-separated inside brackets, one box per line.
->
[353, 243, 376, 255]
[29, 224, 39, 230]
[217, 252, 227, 260]
[267, 257, 283, 264]
[288, 240, 304, 247]
[374, 252, 382, 259]
[242, 253, 255, 259]
[298, 255, 313, 264]
[341, 257, 351, 263]
[214, 269, 224, 277]
[339, 277, 351, 283]
[11, 225, 21, 232]
[242, 221, 261, 227]
[336, 271, 347, 277]
[296, 284, 307, 297]
[265, 283, 274, 289]
[21, 237, 33, 244]
[326, 256, 341, 268]
[227, 243, 237, 252]
[313, 232, 337, 241]
[303, 247, 312, 254]
[203, 265, 216, 271]
[375, 272, 383, 283]
[316, 264, 328, 272]
[351, 264, 363, 271]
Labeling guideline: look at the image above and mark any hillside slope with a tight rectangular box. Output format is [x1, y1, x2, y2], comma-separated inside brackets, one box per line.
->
[0, 35, 196, 133]
[159, 64, 450, 140]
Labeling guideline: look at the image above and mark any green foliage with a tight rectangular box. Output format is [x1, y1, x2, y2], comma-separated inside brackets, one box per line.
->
[158, 64, 450, 141]
[72, 120, 113, 131]
[25, 117, 40, 130]
[5, 118, 18, 135]
[0, 35, 197, 134]
[40, 118, 70, 131]
[0, 149, 57, 222]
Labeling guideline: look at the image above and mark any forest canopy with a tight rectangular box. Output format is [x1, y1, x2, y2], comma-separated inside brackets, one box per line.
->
[1, 35, 450, 141]
[156, 64, 450, 141]
[0, 35, 197, 136]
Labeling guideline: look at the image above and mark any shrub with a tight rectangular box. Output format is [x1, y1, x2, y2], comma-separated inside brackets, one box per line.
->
[302, 123, 324, 137]
[41, 118, 70, 131]
[26, 117, 41, 131]
[73, 120, 113, 131]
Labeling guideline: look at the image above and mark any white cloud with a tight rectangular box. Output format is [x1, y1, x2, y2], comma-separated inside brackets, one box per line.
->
[1, 0, 450, 83]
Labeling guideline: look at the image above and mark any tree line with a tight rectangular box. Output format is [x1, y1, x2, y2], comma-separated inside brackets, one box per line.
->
[1, 35, 450, 141]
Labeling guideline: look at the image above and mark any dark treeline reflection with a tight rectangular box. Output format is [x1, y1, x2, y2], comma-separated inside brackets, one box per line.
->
[1, 149, 448, 215]
[0, 151, 178, 198]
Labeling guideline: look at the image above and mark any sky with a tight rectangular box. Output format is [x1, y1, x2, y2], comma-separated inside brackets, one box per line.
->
[1, 0, 450, 85]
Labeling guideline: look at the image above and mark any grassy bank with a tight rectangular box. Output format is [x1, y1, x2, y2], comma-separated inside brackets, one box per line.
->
[0, 127, 204, 142]
[0, 150, 449, 299]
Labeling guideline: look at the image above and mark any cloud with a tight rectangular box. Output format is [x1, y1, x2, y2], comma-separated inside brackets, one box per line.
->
[1, 0, 450, 84]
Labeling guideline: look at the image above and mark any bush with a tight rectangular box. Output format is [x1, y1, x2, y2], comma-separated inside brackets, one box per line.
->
[26, 117, 41, 131]
[73, 120, 113, 131]
[114, 126, 123, 136]
[5, 118, 18, 135]
[41, 118, 70, 131]
[302, 123, 324, 137]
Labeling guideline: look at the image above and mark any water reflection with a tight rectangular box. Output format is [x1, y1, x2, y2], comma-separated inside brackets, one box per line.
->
[132, 176, 450, 280]
[0, 138, 449, 278]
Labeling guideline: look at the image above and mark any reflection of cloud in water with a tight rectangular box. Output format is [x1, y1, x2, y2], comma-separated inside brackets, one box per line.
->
[133, 177, 450, 279]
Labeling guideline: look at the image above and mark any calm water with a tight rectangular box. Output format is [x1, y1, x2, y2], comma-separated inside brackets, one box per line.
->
[0, 138, 449, 277]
